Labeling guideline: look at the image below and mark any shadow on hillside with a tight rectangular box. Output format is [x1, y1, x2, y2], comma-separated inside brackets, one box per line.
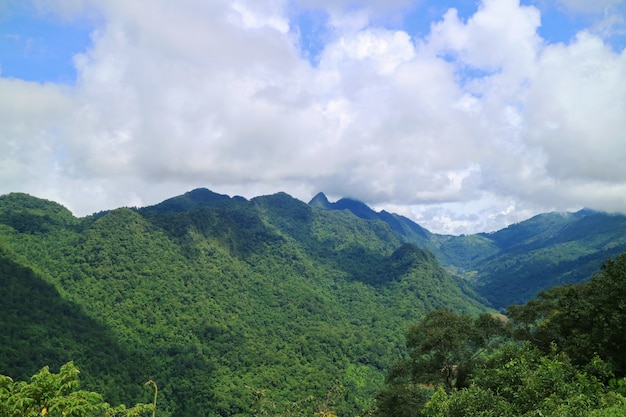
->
[0, 252, 151, 405]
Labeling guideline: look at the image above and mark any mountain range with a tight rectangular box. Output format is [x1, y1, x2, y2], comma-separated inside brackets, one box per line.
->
[309, 191, 626, 308]
[2, 188, 626, 416]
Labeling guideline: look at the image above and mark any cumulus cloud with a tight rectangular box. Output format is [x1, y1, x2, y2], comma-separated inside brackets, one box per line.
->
[522, 31, 626, 206]
[0, 78, 73, 192]
[2, 0, 626, 233]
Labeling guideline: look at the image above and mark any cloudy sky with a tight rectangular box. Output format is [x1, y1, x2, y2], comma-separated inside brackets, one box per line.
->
[1, 0, 625, 234]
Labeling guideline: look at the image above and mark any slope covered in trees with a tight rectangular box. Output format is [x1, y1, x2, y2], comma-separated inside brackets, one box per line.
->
[5, 188, 626, 415]
[312, 194, 626, 309]
[469, 210, 626, 307]
[0, 190, 487, 416]
[375, 253, 626, 416]
[5, 248, 626, 417]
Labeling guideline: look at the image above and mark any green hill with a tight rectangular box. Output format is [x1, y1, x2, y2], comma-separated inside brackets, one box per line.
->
[311, 194, 626, 310]
[464, 210, 626, 308]
[0, 190, 487, 417]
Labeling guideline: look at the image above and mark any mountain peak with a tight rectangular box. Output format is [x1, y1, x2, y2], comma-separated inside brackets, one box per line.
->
[308, 193, 377, 219]
[333, 198, 379, 220]
[574, 208, 598, 218]
[141, 188, 233, 214]
[185, 188, 232, 202]
[308, 192, 331, 209]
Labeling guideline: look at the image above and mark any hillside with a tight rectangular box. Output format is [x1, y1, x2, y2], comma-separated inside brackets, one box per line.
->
[311, 194, 626, 309]
[466, 210, 626, 307]
[0, 190, 487, 417]
[5, 189, 626, 415]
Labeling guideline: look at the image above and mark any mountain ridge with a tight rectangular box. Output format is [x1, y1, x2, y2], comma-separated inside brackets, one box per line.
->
[0, 189, 487, 417]
[4, 188, 625, 307]
[307, 192, 626, 308]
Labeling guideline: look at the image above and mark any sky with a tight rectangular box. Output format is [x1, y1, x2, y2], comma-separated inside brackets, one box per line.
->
[1, 0, 625, 235]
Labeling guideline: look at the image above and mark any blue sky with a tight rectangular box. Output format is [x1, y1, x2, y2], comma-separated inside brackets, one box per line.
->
[3, 0, 624, 84]
[1, 0, 626, 234]
[0, 1, 93, 83]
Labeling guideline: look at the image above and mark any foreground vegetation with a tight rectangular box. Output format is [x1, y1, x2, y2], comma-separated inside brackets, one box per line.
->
[375, 253, 626, 416]
[0, 363, 153, 417]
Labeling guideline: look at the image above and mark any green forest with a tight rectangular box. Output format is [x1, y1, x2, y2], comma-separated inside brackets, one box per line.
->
[2, 189, 626, 416]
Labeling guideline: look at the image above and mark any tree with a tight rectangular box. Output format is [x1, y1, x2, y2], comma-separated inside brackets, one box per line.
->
[374, 310, 507, 417]
[405, 309, 507, 390]
[0, 362, 153, 417]
[508, 253, 626, 376]
[376, 253, 626, 417]
[422, 342, 625, 417]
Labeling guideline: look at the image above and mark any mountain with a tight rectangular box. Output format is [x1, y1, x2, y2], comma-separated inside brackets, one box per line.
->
[309, 193, 434, 250]
[309, 193, 380, 220]
[468, 209, 626, 307]
[0, 190, 487, 417]
[141, 187, 240, 213]
[311, 194, 626, 309]
[4, 189, 626, 415]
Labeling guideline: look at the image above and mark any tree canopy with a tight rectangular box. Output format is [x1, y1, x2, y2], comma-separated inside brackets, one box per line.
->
[375, 253, 626, 417]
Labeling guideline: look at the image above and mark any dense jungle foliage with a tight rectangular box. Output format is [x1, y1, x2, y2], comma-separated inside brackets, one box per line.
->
[375, 253, 626, 416]
[3, 189, 626, 416]
[0, 190, 485, 416]
[4, 252, 626, 417]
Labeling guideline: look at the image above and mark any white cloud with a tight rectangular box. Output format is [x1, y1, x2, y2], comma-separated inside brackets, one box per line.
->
[520, 31, 626, 207]
[0, 78, 73, 191]
[321, 29, 415, 74]
[231, 2, 290, 33]
[2, 0, 626, 234]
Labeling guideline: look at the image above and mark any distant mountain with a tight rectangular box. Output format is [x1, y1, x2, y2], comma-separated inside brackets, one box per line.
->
[0, 190, 487, 417]
[309, 192, 434, 251]
[468, 209, 626, 307]
[310, 193, 380, 220]
[141, 188, 240, 214]
[310, 194, 626, 309]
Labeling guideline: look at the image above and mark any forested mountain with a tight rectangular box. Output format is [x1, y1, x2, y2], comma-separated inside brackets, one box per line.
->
[0, 190, 486, 417]
[4, 188, 626, 415]
[311, 193, 626, 309]
[467, 210, 626, 307]
[6, 252, 626, 417]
